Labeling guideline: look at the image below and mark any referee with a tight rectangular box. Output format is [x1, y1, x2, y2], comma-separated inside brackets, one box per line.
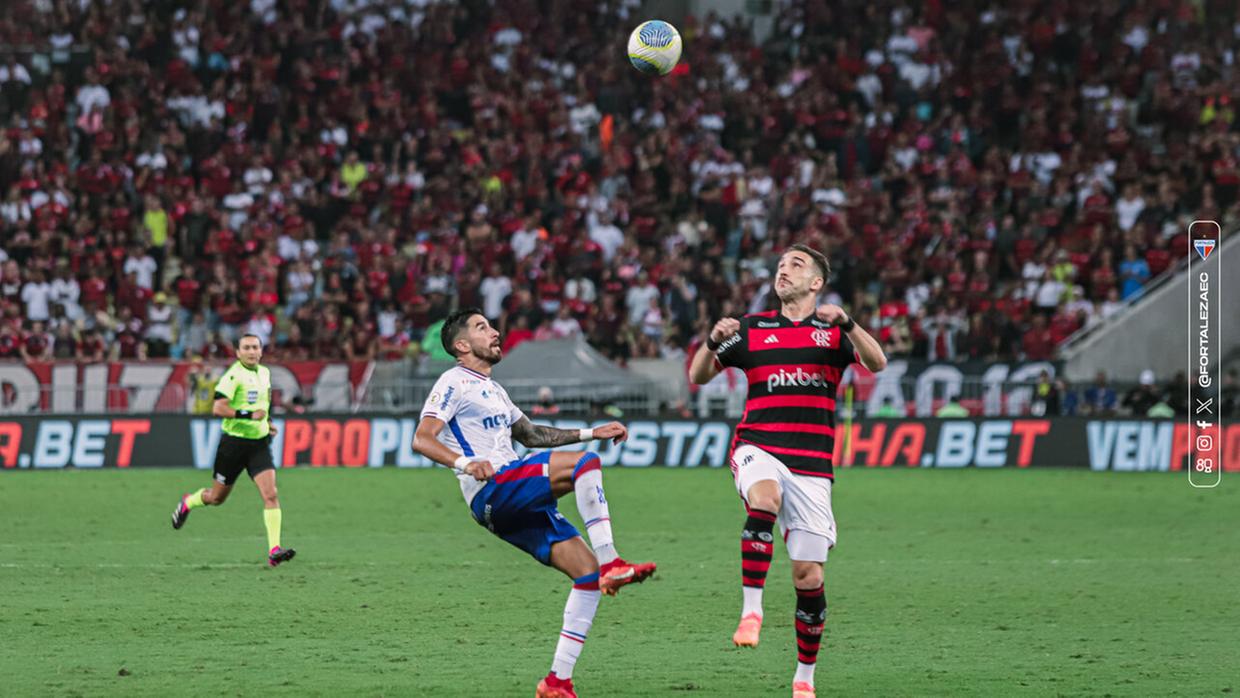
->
[171, 333, 296, 568]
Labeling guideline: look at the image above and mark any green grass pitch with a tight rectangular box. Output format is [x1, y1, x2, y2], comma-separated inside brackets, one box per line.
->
[2, 467, 1237, 696]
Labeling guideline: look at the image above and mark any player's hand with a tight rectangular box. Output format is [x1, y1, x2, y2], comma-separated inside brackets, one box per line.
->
[815, 304, 849, 326]
[464, 460, 494, 481]
[709, 317, 741, 344]
[252, 409, 267, 421]
[593, 421, 628, 445]
[269, 422, 278, 437]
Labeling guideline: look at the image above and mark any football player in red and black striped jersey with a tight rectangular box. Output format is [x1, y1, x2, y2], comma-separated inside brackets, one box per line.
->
[689, 244, 887, 698]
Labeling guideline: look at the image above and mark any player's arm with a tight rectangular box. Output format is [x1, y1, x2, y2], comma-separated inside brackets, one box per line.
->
[689, 317, 742, 384]
[816, 304, 887, 372]
[267, 386, 278, 436]
[212, 396, 267, 420]
[510, 416, 628, 446]
[412, 416, 494, 480]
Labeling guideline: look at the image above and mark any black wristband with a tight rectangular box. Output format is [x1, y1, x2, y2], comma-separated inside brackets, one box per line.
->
[235, 410, 253, 419]
[706, 336, 722, 351]
[839, 316, 856, 333]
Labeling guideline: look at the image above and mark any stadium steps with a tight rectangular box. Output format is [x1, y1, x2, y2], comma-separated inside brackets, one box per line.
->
[1059, 230, 1239, 383]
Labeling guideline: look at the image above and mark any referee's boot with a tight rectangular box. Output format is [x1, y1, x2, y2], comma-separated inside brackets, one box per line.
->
[268, 546, 297, 567]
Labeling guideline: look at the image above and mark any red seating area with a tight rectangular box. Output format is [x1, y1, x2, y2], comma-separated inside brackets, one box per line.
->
[0, 0, 1232, 364]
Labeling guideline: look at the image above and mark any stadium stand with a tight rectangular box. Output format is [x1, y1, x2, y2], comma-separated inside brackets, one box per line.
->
[0, 0, 1234, 373]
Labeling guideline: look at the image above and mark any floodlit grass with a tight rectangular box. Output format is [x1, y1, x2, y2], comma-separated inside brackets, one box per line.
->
[1, 467, 1236, 696]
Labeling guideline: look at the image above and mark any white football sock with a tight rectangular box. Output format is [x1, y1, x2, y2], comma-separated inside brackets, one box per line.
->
[551, 582, 600, 680]
[572, 459, 617, 564]
[742, 586, 764, 617]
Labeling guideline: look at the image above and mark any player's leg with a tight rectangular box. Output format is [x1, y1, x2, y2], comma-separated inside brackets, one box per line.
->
[537, 537, 601, 698]
[546, 450, 656, 595]
[781, 474, 837, 698]
[171, 439, 242, 529]
[788, 556, 827, 698]
[250, 440, 294, 567]
[731, 445, 784, 647]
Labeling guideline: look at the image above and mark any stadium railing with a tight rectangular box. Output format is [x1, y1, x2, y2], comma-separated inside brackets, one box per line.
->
[1, 377, 1150, 418]
[1, 383, 187, 415]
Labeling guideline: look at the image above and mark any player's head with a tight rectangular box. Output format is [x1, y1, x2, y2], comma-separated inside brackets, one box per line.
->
[775, 244, 830, 303]
[235, 333, 263, 367]
[442, 308, 502, 365]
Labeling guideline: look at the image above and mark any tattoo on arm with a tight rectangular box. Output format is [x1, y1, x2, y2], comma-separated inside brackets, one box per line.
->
[511, 417, 580, 447]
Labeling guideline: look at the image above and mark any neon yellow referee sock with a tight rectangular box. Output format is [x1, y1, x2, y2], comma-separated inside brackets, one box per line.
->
[263, 508, 282, 550]
[185, 488, 207, 510]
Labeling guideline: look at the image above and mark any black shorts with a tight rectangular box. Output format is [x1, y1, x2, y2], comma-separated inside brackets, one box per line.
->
[213, 433, 275, 486]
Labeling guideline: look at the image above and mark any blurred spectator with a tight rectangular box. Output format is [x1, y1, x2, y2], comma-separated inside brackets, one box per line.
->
[20, 321, 52, 362]
[1058, 380, 1079, 417]
[145, 293, 174, 358]
[1031, 370, 1061, 417]
[503, 315, 534, 354]
[20, 269, 51, 323]
[935, 392, 970, 418]
[531, 387, 561, 416]
[1122, 370, 1160, 417]
[480, 264, 512, 324]
[871, 396, 903, 418]
[123, 245, 158, 292]
[76, 329, 106, 363]
[1165, 371, 1190, 416]
[51, 323, 76, 360]
[1117, 246, 1151, 300]
[187, 359, 217, 416]
[1221, 370, 1238, 418]
[177, 311, 210, 360]
[626, 273, 660, 327]
[1021, 315, 1056, 361]
[549, 306, 582, 339]
[924, 305, 966, 362]
[420, 317, 453, 363]
[1146, 399, 1175, 418]
[1082, 372, 1118, 416]
[0, 323, 19, 358]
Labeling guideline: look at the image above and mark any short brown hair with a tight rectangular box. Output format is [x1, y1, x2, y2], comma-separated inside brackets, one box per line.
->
[784, 244, 830, 280]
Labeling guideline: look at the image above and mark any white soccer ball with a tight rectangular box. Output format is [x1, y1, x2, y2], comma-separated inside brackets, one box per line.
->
[627, 20, 682, 76]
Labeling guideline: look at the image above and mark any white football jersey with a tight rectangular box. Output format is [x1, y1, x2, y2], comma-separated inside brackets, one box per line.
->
[420, 365, 526, 505]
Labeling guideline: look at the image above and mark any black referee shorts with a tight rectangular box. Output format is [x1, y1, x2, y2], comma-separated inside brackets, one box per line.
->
[212, 433, 275, 486]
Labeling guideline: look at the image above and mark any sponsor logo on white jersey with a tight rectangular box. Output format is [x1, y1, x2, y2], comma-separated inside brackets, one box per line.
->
[766, 367, 827, 392]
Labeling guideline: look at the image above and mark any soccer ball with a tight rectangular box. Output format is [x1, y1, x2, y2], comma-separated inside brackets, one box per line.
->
[627, 20, 682, 76]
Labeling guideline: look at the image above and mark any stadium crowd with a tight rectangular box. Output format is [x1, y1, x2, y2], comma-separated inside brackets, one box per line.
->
[0, 0, 1235, 377]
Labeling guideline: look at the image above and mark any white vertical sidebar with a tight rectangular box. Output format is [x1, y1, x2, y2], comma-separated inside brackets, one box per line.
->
[1187, 220, 1221, 488]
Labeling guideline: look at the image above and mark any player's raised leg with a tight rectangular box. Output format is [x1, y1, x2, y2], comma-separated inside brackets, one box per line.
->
[536, 537, 601, 698]
[171, 481, 232, 529]
[548, 451, 656, 595]
[790, 556, 827, 698]
[253, 469, 295, 567]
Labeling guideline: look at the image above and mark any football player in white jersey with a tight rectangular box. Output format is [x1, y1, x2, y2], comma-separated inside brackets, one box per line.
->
[413, 308, 657, 698]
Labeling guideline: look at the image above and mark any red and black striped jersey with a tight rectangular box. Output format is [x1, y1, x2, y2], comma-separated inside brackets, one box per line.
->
[714, 310, 858, 478]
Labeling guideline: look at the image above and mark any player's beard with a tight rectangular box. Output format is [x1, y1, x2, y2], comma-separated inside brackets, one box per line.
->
[473, 342, 503, 365]
[775, 278, 811, 305]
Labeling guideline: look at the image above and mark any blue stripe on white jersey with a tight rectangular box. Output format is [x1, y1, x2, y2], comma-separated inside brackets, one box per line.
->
[420, 366, 527, 505]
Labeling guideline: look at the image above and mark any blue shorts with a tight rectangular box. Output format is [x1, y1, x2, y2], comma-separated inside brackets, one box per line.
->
[468, 451, 579, 565]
